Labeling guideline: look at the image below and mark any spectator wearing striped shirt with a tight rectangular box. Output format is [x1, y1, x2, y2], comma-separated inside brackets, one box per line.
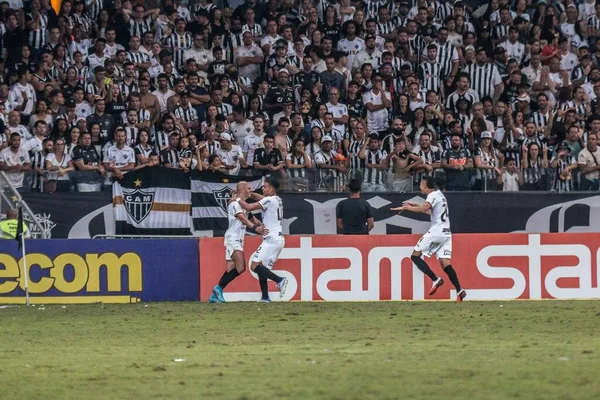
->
[123, 5, 160, 39]
[462, 47, 504, 104]
[359, 133, 388, 192]
[446, 74, 480, 114]
[551, 141, 578, 192]
[126, 36, 152, 72]
[412, 130, 442, 186]
[419, 44, 444, 98]
[166, 18, 194, 70]
[285, 138, 312, 190]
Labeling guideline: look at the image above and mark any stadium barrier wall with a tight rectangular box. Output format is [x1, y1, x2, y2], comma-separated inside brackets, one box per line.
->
[198, 234, 600, 302]
[0, 239, 199, 304]
[19, 191, 600, 238]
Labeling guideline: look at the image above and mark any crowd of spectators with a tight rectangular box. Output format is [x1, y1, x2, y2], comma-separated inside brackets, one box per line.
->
[0, 0, 599, 194]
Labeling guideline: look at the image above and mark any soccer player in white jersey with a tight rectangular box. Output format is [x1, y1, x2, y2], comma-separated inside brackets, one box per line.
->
[210, 181, 267, 303]
[237, 178, 288, 302]
[391, 175, 467, 301]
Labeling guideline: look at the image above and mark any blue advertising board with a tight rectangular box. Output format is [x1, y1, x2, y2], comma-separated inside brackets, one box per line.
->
[0, 240, 199, 304]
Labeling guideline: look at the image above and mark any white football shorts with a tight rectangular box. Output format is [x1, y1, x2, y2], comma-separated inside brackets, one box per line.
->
[225, 239, 244, 261]
[249, 236, 285, 269]
[415, 232, 452, 259]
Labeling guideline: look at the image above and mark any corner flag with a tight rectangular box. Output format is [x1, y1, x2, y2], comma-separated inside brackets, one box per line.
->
[16, 207, 23, 250]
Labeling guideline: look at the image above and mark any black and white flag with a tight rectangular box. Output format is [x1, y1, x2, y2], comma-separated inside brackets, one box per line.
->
[191, 172, 264, 235]
[113, 167, 192, 235]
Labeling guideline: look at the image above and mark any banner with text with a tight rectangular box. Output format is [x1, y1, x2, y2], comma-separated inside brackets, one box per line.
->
[19, 192, 600, 238]
[198, 234, 600, 301]
[0, 239, 199, 304]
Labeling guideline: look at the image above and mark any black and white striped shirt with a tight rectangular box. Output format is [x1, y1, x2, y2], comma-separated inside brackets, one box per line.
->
[432, 41, 458, 79]
[377, 21, 395, 36]
[119, 80, 139, 100]
[552, 155, 576, 192]
[152, 130, 172, 152]
[126, 51, 150, 65]
[166, 32, 194, 69]
[419, 61, 443, 94]
[446, 89, 479, 114]
[242, 24, 262, 38]
[347, 136, 366, 170]
[474, 147, 499, 180]
[134, 144, 153, 164]
[413, 145, 442, 183]
[30, 151, 45, 190]
[174, 105, 198, 135]
[26, 13, 48, 50]
[363, 149, 387, 185]
[523, 157, 546, 186]
[529, 110, 551, 136]
[128, 17, 153, 38]
[435, 1, 453, 22]
[502, 129, 523, 167]
[86, 0, 101, 22]
[462, 63, 503, 99]
[214, 103, 233, 118]
[286, 153, 309, 178]
[408, 35, 425, 66]
[587, 15, 600, 32]
[160, 148, 180, 167]
[71, 13, 92, 33]
[85, 82, 109, 99]
[562, 100, 587, 120]
[491, 23, 510, 42]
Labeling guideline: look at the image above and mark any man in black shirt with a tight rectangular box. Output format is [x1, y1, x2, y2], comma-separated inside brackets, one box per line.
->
[86, 97, 116, 145]
[336, 179, 374, 235]
[253, 134, 284, 177]
[72, 132, 105, 192]
[264, 69, 294, 118]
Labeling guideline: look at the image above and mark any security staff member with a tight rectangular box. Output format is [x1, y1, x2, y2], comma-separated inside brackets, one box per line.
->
[336, 179, 374, 235]
[0, 209, 29, 240]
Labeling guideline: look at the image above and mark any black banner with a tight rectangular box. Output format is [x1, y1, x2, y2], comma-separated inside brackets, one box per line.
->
[22, 191, 113, 238]
[20, 191, 600, 238]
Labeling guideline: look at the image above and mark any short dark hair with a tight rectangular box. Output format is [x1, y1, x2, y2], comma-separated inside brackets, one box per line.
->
[266, 176, 280, 191]
[421, 175, 436, 189]
[348, 178, 361, 193]
[504, 157, 515, 166]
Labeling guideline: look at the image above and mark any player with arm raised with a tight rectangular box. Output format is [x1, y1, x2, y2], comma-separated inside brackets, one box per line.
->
[237, 177, 288, 302]
[390, 175, 467, 301]
[210, 181, 268, 303]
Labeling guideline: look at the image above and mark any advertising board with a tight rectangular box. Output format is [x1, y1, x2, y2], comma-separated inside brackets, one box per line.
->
[0, 239, 199, 304]
[199, 234, 600, 301]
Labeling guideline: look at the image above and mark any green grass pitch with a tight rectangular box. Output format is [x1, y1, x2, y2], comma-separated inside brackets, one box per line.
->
[1, 301, 599, 399]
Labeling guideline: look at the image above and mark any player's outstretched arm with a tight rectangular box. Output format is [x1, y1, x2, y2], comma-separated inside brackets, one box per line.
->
[391, 202, 432, 214]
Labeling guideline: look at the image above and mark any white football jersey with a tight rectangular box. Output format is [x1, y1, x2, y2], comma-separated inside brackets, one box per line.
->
[224, 200, 246, 244]
[425, 190, 451, 236]
[258, 196, 283, 239]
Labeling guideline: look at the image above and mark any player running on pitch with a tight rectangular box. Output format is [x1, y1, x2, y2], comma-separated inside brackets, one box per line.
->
[237, 178, 288, 302]
[210, 181, 268, 303]
[391, 175, 467, 301]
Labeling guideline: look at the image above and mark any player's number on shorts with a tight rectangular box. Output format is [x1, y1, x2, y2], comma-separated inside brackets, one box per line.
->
[441, 202, 448, 222]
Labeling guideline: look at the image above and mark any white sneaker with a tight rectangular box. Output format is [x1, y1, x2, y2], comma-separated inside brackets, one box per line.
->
[277, 277, 288, 298]
[429, 277, 444, 295]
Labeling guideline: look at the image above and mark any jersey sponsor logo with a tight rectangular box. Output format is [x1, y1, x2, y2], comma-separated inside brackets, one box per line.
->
[213, 187, 232, 212]
[123, 189, 154, 224]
